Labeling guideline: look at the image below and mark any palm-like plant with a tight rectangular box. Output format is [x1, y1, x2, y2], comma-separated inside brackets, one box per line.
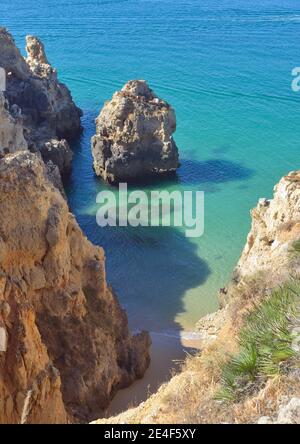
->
[215, 283, 300, 402]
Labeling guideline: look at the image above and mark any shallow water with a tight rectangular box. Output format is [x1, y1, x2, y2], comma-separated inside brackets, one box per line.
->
[4, 0, 300, 337]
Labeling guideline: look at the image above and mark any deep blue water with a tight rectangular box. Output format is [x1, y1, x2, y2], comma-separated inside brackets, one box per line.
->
[3, 0, 300, 334]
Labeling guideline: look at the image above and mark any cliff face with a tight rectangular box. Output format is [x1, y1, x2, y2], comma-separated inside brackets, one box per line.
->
[235, 171, 300, 285]
[0, 152, 151, 424]
[92, 80, 179, 183]
[95, 170, 300, 425]
[0, 29, 82, 175]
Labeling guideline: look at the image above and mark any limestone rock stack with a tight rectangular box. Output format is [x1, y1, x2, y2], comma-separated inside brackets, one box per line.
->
[92, 80, 179, 183]
[0, 28, 82, 175]
[0, 152, 151, 424]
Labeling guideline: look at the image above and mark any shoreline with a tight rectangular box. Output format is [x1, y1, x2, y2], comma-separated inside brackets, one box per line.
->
[105, 331, 202, 418]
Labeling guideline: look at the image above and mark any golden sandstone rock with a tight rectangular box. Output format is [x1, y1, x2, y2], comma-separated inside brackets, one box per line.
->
[0, 152, 150, 423]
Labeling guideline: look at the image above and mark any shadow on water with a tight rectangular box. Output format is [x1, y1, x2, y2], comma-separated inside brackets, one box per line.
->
[65, 111, 254, 415]
[66, 120, 213, 414]
[66, 111, 254, 331]
[178, 158, 254, 186]
[92, 223, 211, 417]
[67, 197, 210, 416]
[212, 144, 232, 156]
[76, 218, 211, 333]
[109, 157, 255, 191]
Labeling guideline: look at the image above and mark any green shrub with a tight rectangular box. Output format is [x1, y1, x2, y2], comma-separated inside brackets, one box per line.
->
[215, 283, 300, 402]
[292, 239, 300, 253]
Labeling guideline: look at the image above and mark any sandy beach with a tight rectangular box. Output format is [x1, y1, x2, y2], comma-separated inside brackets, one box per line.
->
[106, 332, 202, 417]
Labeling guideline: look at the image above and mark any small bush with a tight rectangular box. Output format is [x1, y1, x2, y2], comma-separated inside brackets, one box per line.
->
[215, 283, 300, 402]
[292, 239, 300, 253]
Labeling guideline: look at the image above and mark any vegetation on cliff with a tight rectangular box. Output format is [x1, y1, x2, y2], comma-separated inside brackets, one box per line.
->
[216, 282, 300, 402]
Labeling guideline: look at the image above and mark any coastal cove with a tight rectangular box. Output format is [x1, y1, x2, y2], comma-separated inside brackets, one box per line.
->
[3, 0, 300, 416]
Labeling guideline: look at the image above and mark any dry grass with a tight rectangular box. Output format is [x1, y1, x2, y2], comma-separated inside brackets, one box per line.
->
[95, 277, 300, 425]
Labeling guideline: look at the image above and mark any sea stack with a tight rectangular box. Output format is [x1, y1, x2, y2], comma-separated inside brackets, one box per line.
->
[91, 80, 179, 184]
[0, 29, 82, 175]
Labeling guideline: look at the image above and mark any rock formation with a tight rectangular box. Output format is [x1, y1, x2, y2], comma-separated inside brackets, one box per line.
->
[235, 171, 300, 286]
[0, 152, 151, 424]
[0, 29, 82, 175]
[91, 80, 179, 183]
[0, 92, 28, 156]
[94, 170, 300, 425]
[195, 171, 300, 347]
[258, 397, 300, 424]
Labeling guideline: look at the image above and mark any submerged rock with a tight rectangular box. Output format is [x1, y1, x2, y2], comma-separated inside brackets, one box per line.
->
[0, 152, 151, 423]
[0, 28, 82, 175]
[92, 80, 179, 184]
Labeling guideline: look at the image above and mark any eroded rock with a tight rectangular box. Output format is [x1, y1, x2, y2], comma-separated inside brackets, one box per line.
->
[276, 397, 300, 424]
[0, 92, 28, 155]
[234, 170, 300, 286]
[0, 152, 151, 423]
[0, 28, 82, 175]
[92, 80, 179, 183]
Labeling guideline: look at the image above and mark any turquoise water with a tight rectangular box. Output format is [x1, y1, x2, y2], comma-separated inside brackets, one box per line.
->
[4, 0, 300, 334]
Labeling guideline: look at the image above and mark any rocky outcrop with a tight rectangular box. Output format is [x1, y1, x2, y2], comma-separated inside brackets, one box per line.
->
[199, 170, 300, 347]
[258, 397, 300, 424]
[40, 139, 73, 175]
[234, 171, 300, 286]
[0, 152, 151, 424]
[91, 80, 179, 183]
[194, 170, 300, 346]
[0, 92, 28, 156]
[0, 29, 82, 175]
[276, 397, 300, 424]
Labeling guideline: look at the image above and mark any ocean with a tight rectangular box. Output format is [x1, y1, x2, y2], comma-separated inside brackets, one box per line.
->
[3, 0, 300, 338]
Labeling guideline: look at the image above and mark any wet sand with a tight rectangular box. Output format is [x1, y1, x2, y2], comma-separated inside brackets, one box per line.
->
[106, 332, 202, 417]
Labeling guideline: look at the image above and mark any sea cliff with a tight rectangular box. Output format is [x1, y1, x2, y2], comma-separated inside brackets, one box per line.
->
[0, 29, 151, 424]
[94, 171, 300, 424]
[0, 152, 151, 423]
[0, 28, 81, 175]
